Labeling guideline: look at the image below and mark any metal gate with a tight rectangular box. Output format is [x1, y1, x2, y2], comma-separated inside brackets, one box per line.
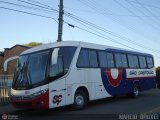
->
[0, 75, 13, 104]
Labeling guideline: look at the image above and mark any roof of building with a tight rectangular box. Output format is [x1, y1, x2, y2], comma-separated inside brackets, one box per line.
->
[4, 44, 30, 51]
[0, 52, 4, 57]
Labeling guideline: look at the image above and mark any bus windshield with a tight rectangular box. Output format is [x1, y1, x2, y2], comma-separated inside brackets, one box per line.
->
[12, 46, 77, 90]
[12, 51, 50, 90]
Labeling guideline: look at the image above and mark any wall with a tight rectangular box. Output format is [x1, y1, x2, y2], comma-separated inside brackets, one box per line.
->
[0, 45, 30, 75]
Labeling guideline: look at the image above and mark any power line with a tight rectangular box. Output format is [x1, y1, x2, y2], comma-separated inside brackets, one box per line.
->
[25, 0, 55, 9]
[0, 6, 58, 22]
[64, 11, 160, 54]
[13, 0, 160, 55]
[17, 0, 58, 12]
[64, 21, 138, 51]
[128, 0, 160, 10]
[64, 6, 160, 18]
[125, 0, 160, 29]
[1, 0, 160, 60]
[78, 0, 160, 45]
[0, 1, 57, 14]
[114, 0, 160, 31]
[12, 0, 159, 53]
[64, 20, 160, 59]
[135, 0, 160, 24]
[18, 0, 160, 54]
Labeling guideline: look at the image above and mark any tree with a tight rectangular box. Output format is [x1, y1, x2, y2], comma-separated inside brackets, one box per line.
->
[24, 42, 42, 47]
[156, 66, 160, 88]
[156, 67, 160, 71]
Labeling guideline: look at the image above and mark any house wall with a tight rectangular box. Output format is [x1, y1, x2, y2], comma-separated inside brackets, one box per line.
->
[0, 45, 30, 75]
[0, 56, 4, 74]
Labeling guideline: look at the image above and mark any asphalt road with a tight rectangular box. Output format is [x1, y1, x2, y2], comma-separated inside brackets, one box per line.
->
[1, 88, 160, 120]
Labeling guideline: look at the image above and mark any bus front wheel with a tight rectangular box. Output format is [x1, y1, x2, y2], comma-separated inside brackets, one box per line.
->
[72, 90, 88, 110]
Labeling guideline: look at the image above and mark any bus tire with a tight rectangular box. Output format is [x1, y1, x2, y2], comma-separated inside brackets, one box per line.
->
[72, 90, 88, 110]
[132, 83, 140, 98]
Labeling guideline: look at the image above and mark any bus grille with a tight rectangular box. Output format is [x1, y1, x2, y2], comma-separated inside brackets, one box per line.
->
[14, 102, 32, 108]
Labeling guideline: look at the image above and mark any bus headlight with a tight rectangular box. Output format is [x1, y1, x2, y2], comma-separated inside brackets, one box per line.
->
[31, 89, 48, 98]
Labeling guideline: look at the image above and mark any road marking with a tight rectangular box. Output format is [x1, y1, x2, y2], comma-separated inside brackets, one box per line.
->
[142, 106, 160, 114]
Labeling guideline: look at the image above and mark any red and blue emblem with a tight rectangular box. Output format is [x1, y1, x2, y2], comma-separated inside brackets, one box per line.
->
[106, 68, 122, 87]
[101, 68, 126, 96]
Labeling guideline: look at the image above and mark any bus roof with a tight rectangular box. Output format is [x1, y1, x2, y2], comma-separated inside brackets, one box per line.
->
[21, 41, 153, 57]
[21, 41, 80, 55]
[107, 48, 152, 57]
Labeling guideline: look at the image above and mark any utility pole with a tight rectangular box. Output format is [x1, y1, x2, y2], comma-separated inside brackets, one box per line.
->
[57, 0, 64, 42]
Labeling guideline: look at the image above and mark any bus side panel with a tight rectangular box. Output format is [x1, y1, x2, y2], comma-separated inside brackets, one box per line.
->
[101, 68, 127, 96]
[126, 69, 156, 92]
[86, 69, 111, 100]
[66, 68, 111, 104]
[139, 78, 156, 91]
[101, 68, 156, 97]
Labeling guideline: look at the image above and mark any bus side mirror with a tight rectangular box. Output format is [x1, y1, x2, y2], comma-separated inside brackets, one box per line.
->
[51, 48, 59, 65]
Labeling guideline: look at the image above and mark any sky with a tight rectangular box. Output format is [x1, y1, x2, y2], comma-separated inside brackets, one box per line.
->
[0, 0, 160, 67]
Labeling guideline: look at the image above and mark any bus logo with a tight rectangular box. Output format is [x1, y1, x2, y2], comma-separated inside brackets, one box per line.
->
[25, 91, 30, 94]
[106, 68, 122, 87]
[53, 95, 62, 105]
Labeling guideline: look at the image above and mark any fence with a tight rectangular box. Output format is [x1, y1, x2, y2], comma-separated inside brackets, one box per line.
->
[0, 75, 13, 105]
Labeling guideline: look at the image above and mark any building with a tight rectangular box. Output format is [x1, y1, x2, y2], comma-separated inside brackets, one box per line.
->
[0, 45, 30, 75]
[0, 52, 4, 75]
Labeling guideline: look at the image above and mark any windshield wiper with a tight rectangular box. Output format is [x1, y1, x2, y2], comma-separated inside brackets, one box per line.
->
[14, 62, 31, 89]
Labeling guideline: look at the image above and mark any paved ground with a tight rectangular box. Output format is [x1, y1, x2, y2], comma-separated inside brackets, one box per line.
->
[0, 88, 160, 120]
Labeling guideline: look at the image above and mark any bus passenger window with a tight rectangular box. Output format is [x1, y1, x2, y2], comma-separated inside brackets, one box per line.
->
[98, 51, 108, 67]
[115, 54, 122, 67]
[146, 57, 154, 68]
[128, 55, 133, 68]
[88, 50, 98, 67]
[107, 53, 114, 67]
[139, 56, 147, 68]
[115, 54, 128, 68]
[133, 56, 139, 68]
[50, 55, 64, 77]
[77, 49, 89, 67]
[121, 54, 128, 67]
[128, 55, 139, 68]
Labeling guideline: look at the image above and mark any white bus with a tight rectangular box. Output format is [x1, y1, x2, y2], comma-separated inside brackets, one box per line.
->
[11, 41, 156, 109]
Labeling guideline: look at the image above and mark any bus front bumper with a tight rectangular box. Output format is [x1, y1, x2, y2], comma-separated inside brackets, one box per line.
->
[10, 91, 49, 109]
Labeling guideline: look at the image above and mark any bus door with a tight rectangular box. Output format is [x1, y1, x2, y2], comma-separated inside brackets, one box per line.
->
[48, 48, 66, 108]
[49, 78, 66, 108]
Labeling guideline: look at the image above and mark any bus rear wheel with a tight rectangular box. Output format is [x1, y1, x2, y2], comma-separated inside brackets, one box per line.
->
[72, 90, 88, 110]
[132, 83, 140, 98]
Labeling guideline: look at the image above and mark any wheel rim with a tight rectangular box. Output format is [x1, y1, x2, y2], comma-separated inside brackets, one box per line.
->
[75, 95, 84, 106]
[134, 85, 139, 96]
